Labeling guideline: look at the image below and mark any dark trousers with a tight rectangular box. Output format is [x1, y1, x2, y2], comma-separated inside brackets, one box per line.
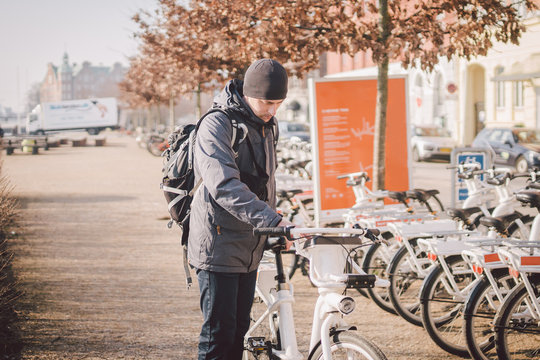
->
[196, 269, 257, 360]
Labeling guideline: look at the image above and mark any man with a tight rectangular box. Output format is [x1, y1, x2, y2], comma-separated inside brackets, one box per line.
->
[188, 59, 293, 360]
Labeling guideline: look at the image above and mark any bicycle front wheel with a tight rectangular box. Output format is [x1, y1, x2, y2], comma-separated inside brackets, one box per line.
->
[309, 331, 387, 360]
[494, 275, 540, 360]
[420, 255, 475, 357]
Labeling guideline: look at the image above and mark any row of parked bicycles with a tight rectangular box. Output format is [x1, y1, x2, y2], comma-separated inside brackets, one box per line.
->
[251, 156, 539, 360]
[135, 129, 169, 156]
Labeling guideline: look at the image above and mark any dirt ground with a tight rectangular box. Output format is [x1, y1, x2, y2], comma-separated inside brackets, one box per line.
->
[2, 132, 461, 359]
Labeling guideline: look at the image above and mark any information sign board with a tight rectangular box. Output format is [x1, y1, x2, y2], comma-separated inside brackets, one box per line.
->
[309, 76, 410, 225]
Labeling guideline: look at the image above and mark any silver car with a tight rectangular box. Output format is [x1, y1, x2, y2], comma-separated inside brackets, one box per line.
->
[278, 121, 310, 142]
[410, 125, 456, 162]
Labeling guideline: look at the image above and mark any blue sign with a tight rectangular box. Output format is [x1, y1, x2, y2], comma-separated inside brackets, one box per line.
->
[457, 153, 486, 201]
[458, 188, 469, 201]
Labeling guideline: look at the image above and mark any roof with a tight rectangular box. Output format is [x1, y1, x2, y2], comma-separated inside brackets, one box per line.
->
[491, 53, 540, 81]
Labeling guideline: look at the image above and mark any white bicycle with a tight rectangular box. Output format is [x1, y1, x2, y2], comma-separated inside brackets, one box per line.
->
[244, 226, 388, 360]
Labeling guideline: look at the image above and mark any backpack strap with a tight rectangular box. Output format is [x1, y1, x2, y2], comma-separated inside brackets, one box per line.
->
[196, 107, 246, 157]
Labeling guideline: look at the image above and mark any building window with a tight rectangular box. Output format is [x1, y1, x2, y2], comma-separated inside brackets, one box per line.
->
[514, 81, 524, 108]
[495, 66, 505, 108]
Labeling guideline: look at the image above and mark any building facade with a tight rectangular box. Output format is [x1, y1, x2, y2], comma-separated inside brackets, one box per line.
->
[316, 9, 540, 146]
[39, 53, 126, 103]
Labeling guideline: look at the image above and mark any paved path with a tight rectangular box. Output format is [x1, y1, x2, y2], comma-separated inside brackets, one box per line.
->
[3, 132, 460, 359]
[4, 133, 199, 359]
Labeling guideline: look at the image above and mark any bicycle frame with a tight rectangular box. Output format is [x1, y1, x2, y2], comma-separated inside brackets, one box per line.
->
[498, 245, 540, 321]
[245, 227, 386, 360]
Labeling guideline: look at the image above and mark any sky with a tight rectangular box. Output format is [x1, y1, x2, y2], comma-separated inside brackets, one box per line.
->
[0, 0, 158, 113]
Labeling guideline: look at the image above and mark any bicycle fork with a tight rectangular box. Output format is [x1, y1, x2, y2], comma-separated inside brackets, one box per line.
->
[310, 292, 354, 360]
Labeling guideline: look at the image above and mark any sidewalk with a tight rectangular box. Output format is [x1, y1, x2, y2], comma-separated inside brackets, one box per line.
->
[4, 133, 199, 358]
[3, 132, 457, 359]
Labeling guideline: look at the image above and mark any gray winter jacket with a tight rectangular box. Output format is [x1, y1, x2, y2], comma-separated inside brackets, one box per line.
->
[187, 79, 282, 273]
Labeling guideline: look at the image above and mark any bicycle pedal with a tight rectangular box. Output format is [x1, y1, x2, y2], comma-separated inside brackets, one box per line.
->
[246, 337, 267, 352]
[346, 274, 376, 289]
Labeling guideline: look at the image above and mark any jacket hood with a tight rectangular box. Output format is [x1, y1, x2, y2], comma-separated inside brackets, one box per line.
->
[212, 79, 274, 127]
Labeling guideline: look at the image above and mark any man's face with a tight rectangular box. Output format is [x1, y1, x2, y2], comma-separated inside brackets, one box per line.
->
[245, 96, 284, 123]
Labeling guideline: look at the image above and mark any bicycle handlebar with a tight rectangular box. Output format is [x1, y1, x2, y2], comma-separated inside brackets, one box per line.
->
[337, 171, 368, 180]
[253, 226, 380, 239]
[253, 226, 293, 237]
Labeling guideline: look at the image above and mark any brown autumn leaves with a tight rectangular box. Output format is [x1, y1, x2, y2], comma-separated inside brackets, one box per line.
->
[120, 0, 536, 109]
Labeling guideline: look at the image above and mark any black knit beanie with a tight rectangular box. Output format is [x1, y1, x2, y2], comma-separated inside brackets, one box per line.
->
[243, 59, 288, 100]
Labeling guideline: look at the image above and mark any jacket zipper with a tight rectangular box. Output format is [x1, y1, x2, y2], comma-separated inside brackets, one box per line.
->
[248, 124, 270, 271]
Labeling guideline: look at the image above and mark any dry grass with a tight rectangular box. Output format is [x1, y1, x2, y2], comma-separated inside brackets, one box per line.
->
[0, 161, 22, 359]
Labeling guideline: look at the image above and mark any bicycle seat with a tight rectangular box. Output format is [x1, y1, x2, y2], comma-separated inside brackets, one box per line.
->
[388, 191, 407, 203]
[516, 190, 540, 210]
[406, 188, 439, 202]
[479, 212, 521, 233]
[446, 207, 482, 222]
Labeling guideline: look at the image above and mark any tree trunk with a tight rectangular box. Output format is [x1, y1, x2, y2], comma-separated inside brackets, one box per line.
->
[373, 0, 390, 191]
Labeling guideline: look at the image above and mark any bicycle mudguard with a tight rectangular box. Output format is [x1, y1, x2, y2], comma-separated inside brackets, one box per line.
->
[307, 326, 358, 360]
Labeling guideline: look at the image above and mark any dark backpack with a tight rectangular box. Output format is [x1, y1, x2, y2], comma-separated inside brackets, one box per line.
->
[160, 108, 246, 287]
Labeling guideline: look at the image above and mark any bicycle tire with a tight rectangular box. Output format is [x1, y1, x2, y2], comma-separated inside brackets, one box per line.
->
[420, 255, 475, 357]
[494, 275, 540, 360]
[362, 235, 399, 315]
[463, 269, 516, 360]
[308, 330, 388, 360]
[388, 239, 431, 326]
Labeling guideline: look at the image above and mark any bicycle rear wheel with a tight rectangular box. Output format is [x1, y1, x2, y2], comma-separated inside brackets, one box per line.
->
[463, 269, 516, 360]
[420, 255, 475, 357]
[309, 330, 387, 360]
[388, 239, 431, 326]
[494, 276, 540, 360]
[362, 234, 399, 315]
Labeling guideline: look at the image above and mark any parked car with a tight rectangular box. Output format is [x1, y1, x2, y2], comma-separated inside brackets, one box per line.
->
[410, 125, 456, 162]
[278, 121, 310, 142]
[471, 127, 540, 173]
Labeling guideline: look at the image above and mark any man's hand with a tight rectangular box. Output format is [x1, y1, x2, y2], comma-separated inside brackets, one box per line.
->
[278, 218, 295, 251]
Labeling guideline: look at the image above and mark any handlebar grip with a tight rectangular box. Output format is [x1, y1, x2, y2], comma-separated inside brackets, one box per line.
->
[253, 227, 290, 237]
[337, 174, 348, 179]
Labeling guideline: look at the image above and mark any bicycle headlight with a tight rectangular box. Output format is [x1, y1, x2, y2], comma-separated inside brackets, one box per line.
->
[338, 297, 356, 315]
[325, 293, 356, 315]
